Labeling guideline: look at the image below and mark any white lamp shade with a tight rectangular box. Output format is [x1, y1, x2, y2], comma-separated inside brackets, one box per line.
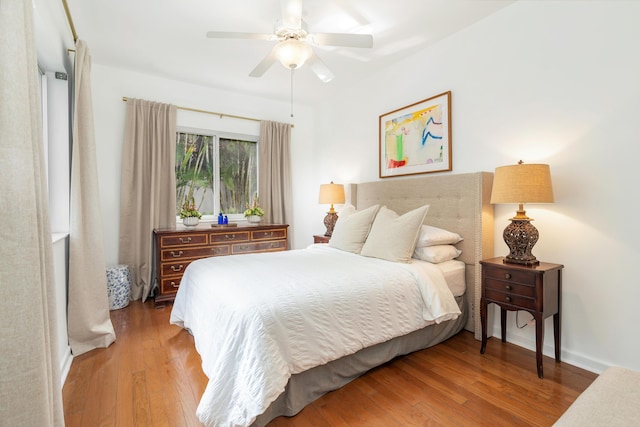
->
[274, 39, 313, 69]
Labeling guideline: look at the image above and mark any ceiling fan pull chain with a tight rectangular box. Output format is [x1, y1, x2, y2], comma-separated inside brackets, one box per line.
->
[290, 65, 295, 118]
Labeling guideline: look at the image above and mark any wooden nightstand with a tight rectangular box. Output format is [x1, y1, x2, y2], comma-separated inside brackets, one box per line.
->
[313, 235, 330, 244]
[480, 257, 564, 378]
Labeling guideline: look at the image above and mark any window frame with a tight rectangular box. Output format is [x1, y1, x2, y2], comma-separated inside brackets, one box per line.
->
[176, 126, 259, 224]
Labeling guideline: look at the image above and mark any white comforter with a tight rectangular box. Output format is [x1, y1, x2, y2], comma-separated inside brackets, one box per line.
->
[170, 244, 461, 427]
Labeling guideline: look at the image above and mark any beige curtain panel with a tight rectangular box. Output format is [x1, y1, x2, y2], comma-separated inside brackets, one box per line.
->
[258, 120, 293, 229]
[68, 39, 117, 356]
[119, 99, 177, 301]
[0, 0, 64, 424]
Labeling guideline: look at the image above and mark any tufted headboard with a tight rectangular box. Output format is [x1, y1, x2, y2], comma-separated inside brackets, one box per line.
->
[349, 172, 494, 339]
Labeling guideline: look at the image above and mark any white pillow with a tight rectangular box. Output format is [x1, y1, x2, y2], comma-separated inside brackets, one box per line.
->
[360, 205, 430, 263]
[328, 204, 380, 254]
[413, 245, 462, 263]
[415, 224, 463, 247]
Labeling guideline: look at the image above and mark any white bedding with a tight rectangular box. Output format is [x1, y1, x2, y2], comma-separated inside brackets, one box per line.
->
[170, 244, 462, 427]
[437, 259, 466, 297]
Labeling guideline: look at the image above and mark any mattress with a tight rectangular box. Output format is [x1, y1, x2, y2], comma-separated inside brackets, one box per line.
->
[438, 259, 466, 297]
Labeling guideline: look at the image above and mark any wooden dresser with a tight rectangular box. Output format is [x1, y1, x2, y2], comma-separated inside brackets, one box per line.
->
[153, 223, 289, 307]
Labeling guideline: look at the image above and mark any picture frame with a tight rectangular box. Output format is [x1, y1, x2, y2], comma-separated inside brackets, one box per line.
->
[379, 91, 452, 178]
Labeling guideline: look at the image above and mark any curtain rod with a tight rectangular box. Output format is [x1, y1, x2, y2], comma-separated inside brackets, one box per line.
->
[121, 97, 293, 127]
[61, 0, 78, 42]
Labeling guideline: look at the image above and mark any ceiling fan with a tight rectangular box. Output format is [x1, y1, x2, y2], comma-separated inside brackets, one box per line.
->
[206, 0, 373, 82]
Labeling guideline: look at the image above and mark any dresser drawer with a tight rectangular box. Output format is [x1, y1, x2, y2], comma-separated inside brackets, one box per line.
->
[484, 288, 536, 310]
[160, 245, 230, 261]
[160, 277, 182, 295]
[210, 231, 250, 244]
[160, 260, 194, 277]
[232, 240, 287, 254]
[484, 278, 536, 298]
[251, 228, 287, 241]
[484, 266, 536, 286]
[160, 233, 207, 248]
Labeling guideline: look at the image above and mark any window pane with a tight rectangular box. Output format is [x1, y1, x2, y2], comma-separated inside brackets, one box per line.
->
[176, 132, 214, 215]
[219, 138, 257, 215]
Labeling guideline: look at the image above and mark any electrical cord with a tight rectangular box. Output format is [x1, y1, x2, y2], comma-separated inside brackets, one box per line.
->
[516, 310, 535, 329]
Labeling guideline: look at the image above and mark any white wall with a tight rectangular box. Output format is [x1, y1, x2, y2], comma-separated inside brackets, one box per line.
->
[311, 0, 640, 373]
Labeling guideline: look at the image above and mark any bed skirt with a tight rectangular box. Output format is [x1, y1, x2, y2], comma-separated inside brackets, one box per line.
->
[252, 295, 468, 426]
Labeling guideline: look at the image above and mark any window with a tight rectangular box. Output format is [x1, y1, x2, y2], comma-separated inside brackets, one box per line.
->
[176, 128, 258, 222]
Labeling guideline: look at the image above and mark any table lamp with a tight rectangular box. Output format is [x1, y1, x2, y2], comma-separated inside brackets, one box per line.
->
[490, 161, 554, 265]
[318, 181, 345, 237]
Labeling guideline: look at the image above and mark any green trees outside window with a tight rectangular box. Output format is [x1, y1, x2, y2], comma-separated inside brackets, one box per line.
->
[176, 130, 257, 219]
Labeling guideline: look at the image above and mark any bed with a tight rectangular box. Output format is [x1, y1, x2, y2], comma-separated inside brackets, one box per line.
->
[170, 171, 494, 427]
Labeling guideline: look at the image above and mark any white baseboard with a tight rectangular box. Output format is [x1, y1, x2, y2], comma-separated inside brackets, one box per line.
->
[60, 347, 73, 385]
[489, 323, 609, 375]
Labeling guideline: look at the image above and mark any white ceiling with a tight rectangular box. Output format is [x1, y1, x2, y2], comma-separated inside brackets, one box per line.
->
[62, 0, 514, 104]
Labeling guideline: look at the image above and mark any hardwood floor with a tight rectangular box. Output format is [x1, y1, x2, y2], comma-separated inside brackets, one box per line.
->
[63, 301, 597, 426]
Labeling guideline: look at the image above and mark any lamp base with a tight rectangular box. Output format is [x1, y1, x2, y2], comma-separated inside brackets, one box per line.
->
[502, 218, 540, 266]
[323, 211, 338, 237]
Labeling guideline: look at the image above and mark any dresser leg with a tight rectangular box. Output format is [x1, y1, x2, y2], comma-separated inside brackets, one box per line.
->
[480, 299, 487, 354]
[554, 312, 561, 362]
[500, 308, 507, 342]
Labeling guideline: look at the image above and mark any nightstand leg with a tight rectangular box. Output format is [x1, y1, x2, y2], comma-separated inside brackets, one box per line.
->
[500, 308, 507, 342]
[480, 299, 487, 354]
[554, 312, 561, 362]
[535, 314, 544, 378]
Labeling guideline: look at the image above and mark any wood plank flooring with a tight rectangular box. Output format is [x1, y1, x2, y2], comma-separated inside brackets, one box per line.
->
[63, 301, 597, 426]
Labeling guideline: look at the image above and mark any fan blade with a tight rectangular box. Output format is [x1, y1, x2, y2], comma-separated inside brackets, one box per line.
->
[312, 33, 373, 48]
[307, 53, 334, 83]
[281, 0, 302, 29]
[206, 31, 274, 41]
[249, 47, 279, 77]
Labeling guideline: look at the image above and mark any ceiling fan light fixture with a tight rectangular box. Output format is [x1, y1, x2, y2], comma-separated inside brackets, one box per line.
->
[274, 38, 313, 69]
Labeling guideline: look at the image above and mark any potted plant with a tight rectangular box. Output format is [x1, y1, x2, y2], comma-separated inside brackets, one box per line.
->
[244, 196, 265, 223]
[179, 198, 202, 227]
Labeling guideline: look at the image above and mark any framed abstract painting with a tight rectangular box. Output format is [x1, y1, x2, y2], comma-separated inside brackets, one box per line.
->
[379, 91, 452, 178]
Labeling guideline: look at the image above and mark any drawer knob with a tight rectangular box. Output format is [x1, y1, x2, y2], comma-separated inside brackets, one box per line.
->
[170, 281, 179, 289]
[170, 250, 183, 257]
[270, 242, 280, 248]
[170, 265, 184, 272]
[225, 234, 236, 240]
[178, 237, 192, 243]
[505, 285, 512, 291]
[238, 245, 249, 251]
[505, 296, 512, 303]
[504, 273, 512, 280]
[211, 247, 222, 254]
[263, 232, 274, 237]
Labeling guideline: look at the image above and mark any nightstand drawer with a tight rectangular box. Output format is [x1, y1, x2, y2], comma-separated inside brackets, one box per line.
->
[484, 278, 536, 298]
[484, 266, 536, 286]
[484, 288, 536, 310]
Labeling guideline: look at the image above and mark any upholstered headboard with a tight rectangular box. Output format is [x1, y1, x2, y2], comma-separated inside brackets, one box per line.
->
[350, 172, 494, 339]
